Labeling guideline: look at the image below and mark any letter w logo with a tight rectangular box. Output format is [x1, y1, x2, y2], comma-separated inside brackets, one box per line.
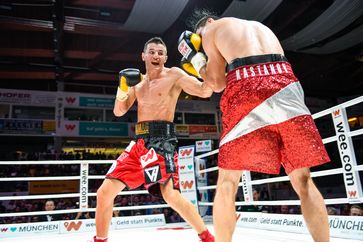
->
[64, 221, 82, 231]
[0, 227, 8, 232]
[348, 190, 357, 198]
[181, 180, 194, 190]
[65, 124, 76, 130]
[180, 149, 193, 157]
[332, 109, 340, 117]
[140, 148, 158, 168]
[65, 97, 76, 104]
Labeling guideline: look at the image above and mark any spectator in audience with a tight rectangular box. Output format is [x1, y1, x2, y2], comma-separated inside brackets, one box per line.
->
[349, 205, 363, 216]
[31, 216, 40, 223]
[163, 208, 172, 223]
[118, 197, 131, 217]
[327, 206, 338, 215]
[279, 205, 290, 214]
[38, 200, 61, 222]
[75, 205, 93, 220]
[237, 188, 269, 212]
[113, 205, 121, 217]
[169, 210, 183, 223]
[0, 201, 6, 213]
[340, 204, 350, 216]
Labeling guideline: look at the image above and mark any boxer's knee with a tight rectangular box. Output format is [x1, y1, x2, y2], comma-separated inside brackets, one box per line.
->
[216, 170, 241, 199]
[289, 168, 311, 197]
[217, 180, 238, 199]
[97, 179, 124, 205]
[160, 179, 180, 206]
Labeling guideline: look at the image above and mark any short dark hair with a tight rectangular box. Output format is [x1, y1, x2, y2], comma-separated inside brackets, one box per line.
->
[187, 8, 220, 32]
[252, 187, 260, 193]
[143, 37, 167, 53]
[351, 205, 362, 210]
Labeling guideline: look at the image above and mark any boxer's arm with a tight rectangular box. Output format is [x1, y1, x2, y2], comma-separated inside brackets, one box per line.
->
[199, 49, 226, 93]
[173, 67, 213, 98]
[113, 87, 136, 117]
[199, 31, 227, 93]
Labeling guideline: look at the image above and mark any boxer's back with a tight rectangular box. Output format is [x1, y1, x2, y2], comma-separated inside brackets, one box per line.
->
[204, 17, 284, 64]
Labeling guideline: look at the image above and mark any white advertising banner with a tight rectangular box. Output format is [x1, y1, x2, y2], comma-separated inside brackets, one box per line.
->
[79, 162, 88, 210]
[236, 212, 363, 240]
[0, 221, 59, 238]
[0, 88, 56, 106]
[0, 215, 166, 238]
[61, 93, 79, 107]
[331, 108, 362, 202]
[241, 171, 253, 203]
[178, 146, 198, 210]
[195, 140, 212, 153]
[59, 215, 165, 234]
[57, 120, 79, 137]
[113, 214, 165, 229]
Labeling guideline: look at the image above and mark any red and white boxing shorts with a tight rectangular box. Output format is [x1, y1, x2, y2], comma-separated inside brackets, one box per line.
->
[218, 54, 330, 174]
[106, 121, 179, 197]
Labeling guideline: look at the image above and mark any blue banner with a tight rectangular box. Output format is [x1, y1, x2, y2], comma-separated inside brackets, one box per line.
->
[79, 97, 114, 108]
[79, 122, 128, 136]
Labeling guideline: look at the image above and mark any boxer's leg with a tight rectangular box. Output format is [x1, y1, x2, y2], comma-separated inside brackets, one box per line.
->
[94, 179, 126, 241]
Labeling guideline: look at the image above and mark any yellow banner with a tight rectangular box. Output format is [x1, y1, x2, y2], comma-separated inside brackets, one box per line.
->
[175, 125, 189, 136]
[29, 180, 79, 194]
[42, 120, 56, 132]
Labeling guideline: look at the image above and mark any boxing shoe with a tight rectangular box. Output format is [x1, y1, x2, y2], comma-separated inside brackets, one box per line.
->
[93, 236, 107, 242]
[198, 229, 215, 242]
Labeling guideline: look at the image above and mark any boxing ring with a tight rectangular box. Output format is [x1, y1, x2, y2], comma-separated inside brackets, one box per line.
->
[0, 96, 362, 241]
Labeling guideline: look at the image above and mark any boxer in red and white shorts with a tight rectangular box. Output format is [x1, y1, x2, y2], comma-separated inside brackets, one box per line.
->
[218, 54, 330, 173]
[179, 12, 332, 242]
[106, 121, 180, 197]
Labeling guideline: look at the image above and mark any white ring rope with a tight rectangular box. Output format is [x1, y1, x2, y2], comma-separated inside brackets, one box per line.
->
[312, 96, 363, 119]
[0, 204, 171, 218]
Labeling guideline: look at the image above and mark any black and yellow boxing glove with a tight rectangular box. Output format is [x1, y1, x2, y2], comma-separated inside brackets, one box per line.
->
[177, 31, 207, 76]
[180, 57, 199, 78]
[116, 68, 142, 102]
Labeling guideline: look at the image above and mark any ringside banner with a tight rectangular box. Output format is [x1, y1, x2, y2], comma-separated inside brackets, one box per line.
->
[0, 215, 166, 238]
[0, 221, 59, 238]
[236, 212, 363, 240]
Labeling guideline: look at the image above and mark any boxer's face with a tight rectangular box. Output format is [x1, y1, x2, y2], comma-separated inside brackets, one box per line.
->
[142, 43, 167, 71]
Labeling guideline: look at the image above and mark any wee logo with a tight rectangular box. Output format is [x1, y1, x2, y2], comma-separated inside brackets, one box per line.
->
[332, 109, 340, 118]
[65, 124, 76, 130]
[180, 148, 193, 157]
[140, 148, 158, 168]
[181, 180, 194, 190]
[64, 221, 82, 231]
[65, 97, 76, 104]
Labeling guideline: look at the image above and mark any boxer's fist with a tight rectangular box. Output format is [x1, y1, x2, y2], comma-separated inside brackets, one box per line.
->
[177, 31, 206, 74]
[178, 31, 202, 61]
[180, 57, 199, 78]
[116, 68, 142, 101]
